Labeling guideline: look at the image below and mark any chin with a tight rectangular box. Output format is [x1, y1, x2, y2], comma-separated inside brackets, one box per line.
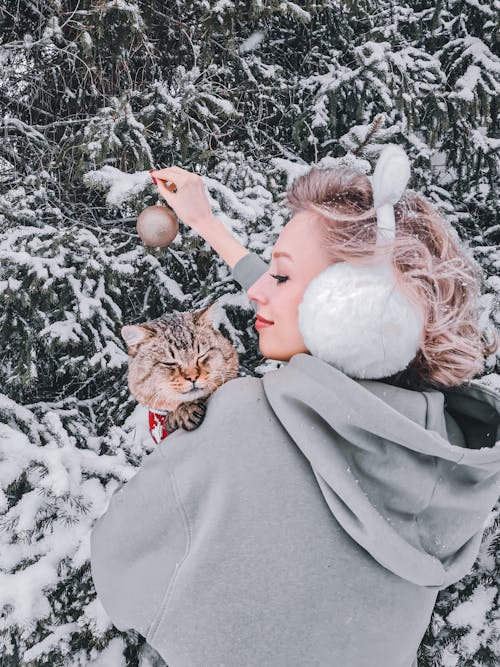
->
[179, 388, 207, 401]
[259, 343, 305, 362]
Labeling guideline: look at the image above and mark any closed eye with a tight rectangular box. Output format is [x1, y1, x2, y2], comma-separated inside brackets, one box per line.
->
[270, 273, 289, 284]
[161, 361, 177, 367]
[198, 348, 216, 361]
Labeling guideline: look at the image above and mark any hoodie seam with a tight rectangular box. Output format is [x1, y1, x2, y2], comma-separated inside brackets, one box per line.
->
[415, 457, 441, 557]
[146, 470, 192, 644]
[415, 392, 444, 549]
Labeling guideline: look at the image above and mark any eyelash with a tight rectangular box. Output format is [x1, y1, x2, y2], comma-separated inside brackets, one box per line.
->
[270, 273, 289, 284]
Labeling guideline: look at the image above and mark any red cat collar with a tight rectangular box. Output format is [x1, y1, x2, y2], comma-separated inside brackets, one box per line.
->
[149, 409, 170, 444]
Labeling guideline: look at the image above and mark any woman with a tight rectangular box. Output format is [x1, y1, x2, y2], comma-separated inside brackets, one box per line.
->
[90, 148, 500, 667]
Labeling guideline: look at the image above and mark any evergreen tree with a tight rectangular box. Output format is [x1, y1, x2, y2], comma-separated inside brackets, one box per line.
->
[0, 1, 498, 664]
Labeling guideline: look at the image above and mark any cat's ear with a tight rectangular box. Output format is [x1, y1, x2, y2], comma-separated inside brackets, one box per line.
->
[121, 325, 153, 348]
[193, 302, 219, 326]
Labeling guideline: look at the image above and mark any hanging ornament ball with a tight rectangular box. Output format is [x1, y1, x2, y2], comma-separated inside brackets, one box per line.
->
[136, 206, 179, 248]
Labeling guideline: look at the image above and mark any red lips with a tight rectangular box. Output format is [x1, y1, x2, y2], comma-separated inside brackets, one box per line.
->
[256, 313, 274, 324]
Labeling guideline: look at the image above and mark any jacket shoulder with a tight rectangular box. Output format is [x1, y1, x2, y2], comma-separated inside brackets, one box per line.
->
[205, 375, 268, 427]
[210, 375, 264, 405]
[159, 375, 268, 464]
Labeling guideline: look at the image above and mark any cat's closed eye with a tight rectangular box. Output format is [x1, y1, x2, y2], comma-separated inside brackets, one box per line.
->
[161, 350, 212, 368]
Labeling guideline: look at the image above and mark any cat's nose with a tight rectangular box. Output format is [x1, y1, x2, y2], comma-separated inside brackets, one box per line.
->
[184, 370, 200, 382]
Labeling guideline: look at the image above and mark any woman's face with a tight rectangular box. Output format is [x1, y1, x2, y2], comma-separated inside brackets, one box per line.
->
[246, 212, 332, 361]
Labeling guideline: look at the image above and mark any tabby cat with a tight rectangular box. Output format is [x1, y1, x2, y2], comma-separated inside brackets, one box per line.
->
[121, 303, 239, 433]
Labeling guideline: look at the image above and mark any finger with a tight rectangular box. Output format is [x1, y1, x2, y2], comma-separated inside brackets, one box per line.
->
[152, 174, 179, 192]
[161, 179, 178, 192]
[150, 170, 181, 190]
[156, 178, 177, 202]
[151, 170, 178, 192]
[151, 166, 189, 181]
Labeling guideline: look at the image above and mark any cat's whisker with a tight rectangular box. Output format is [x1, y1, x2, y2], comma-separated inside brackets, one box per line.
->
[149, 388, 169, 411]
[211, 370, 232, 383]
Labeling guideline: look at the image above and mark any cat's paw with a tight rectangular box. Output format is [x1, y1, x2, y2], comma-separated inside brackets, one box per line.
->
[167, 400, 207, 432]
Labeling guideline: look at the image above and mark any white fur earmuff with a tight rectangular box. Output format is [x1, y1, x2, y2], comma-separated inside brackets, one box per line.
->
[298, 145, 424, 380]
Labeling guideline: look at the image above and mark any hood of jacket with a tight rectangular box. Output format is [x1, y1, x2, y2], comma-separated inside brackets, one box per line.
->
[262, 353, 500, 589]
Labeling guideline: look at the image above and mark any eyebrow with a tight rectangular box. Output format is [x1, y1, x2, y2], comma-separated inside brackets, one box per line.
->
[272, 251, 293, 261]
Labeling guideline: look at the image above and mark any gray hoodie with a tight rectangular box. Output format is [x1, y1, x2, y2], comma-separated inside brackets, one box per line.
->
[90, 252, 500, 667]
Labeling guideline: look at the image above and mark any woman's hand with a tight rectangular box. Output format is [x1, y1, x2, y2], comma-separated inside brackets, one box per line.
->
[150, 166, 215, 232]
[150, 165, 250, 269]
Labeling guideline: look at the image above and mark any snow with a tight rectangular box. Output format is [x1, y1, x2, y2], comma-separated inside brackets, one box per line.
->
[202, 92, 238, 116]
[88, 340, 128, 369]
[1, 2, 500, 664]
[3, 116, 46, 143]
[452, 65, 482, 101]
[87, 637, 127, 666]
[440, 647, 460, 667]
[0, 400, 149, 638]
[269, 157, 311, 189]
[204, 175, 259, 225]
[23, 621, 80, 662]
[42, 16, 63, 41]
[280, 2, 311, 21]
[446, 584, 497, 654]
[84, 166, 152, 208]
[141, 254, 190, 302]
[356, 41, 391, 68]
[81, 596, 113, 637]
[239, 31, 265, 54]
[479, 373, 500, 392]
[448, 36, 500, 77]
[97, 0, 145, 31]
[464, 0, 495, 16]
[311, 94, 329, 129]
[0, 277, 22, 292]
[38, 312, 85, 344]
[470, 129, 500, 153]
[81, 31, 92, 48]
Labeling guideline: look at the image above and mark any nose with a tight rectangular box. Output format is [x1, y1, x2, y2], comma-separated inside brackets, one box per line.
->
[184, 369, 200, 383]
[246, 272, 269, 310]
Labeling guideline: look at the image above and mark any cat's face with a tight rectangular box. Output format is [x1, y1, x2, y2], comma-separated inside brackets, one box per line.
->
[121, 304, 239, 411]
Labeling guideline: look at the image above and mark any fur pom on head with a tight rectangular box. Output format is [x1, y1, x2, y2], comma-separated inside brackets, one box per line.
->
[298, 262, 424, 379]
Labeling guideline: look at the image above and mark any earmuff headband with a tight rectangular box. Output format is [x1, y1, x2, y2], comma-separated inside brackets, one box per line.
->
[297, 143, 424, 379]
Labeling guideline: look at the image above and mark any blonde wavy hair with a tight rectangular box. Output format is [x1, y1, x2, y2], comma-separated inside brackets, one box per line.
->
[285, 166, 498, 388]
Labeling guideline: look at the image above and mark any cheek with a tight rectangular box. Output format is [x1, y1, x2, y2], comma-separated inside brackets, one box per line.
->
[287, 284, 308, 318]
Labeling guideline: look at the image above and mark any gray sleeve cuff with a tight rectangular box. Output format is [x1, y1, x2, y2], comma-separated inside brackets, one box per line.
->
[232, 252, 269, 291]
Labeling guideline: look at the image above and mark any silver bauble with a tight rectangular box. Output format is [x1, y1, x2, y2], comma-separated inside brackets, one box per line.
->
[136, 206, 179, 248]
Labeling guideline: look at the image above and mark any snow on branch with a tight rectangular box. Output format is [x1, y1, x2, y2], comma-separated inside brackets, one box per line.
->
[83, 166, 151, 208]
